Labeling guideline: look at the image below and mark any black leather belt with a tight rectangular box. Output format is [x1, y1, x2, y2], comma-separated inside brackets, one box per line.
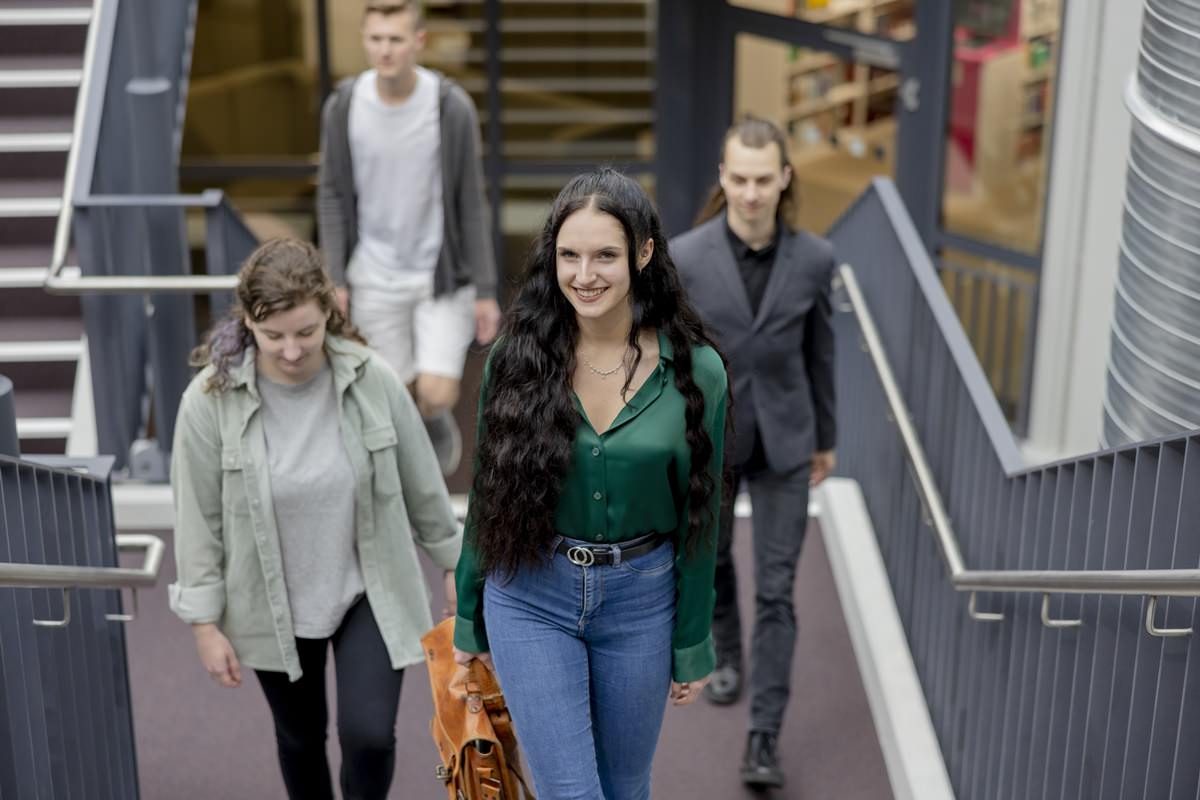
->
[555, 530, 671, 567]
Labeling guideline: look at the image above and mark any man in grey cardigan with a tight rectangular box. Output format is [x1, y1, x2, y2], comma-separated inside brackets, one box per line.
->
[318, 0, 499, 474]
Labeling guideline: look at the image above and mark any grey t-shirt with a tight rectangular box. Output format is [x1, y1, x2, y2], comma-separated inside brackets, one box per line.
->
[258, 363, 364, 639]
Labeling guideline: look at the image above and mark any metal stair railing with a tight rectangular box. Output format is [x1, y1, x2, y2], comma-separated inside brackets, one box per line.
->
[0, 532, 164, 627]
[839, 262, 1200, 630]
[28, 0, 259, 473]
[41, 0, 246, 298]
[0, 452, 147, 798]
[830, 176, 1200, 800]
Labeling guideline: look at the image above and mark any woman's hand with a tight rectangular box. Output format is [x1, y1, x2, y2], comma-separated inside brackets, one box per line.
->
[670, 674, 711, 707]
[453, 646, 494, 673]
[193, 623, 242, 688]
[442, 570, 457, 618]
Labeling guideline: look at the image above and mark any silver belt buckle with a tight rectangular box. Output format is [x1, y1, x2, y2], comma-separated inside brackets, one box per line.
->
[566, 545, 596, 566]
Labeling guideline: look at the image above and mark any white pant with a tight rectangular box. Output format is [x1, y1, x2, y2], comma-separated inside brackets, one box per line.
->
[350, 277, 477, 385]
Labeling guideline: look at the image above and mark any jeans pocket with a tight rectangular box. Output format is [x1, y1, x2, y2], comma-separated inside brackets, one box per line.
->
[619, 542, 675, 575]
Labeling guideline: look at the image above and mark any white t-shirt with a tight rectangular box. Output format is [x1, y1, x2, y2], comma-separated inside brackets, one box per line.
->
[348, 66, 444, 293]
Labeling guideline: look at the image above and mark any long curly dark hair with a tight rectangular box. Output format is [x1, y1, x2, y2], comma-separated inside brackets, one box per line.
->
[190, 238, 365, 393]
[472, 168, 728, 577]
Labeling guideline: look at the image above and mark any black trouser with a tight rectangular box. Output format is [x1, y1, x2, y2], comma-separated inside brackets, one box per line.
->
[255, 596, 404, 800]
[712, 426, 811, 734]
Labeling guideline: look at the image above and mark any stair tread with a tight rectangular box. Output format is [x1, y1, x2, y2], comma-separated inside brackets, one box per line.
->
[0, 0, 92, 9]
[12, 388, 72, 417]
[0, 53, 82, 71]
[0, 178, 63, 198]
[0, 116, 72, 135]
[0, 244, 53, 268]
[0, 316, 82, 342]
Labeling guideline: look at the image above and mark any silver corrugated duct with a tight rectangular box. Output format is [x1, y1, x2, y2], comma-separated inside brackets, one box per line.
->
[1102, 0, 1200, 446]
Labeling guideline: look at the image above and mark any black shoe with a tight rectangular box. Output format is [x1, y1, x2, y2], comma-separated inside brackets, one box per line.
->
[740, 731, 784, 789]
[703, 661, 742, 705]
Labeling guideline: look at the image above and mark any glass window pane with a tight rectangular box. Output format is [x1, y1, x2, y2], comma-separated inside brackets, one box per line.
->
[735, 32, 900, 234]
[939, 248, 1038, 422]
[943, 0, 1063, 256]
[727, 0, 916, 41]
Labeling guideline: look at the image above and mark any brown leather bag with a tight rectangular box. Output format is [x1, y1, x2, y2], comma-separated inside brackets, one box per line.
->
[421, 618, 535, 800]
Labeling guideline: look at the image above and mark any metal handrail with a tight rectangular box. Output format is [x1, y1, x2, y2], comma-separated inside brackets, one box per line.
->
[837, 263, 1200, 612]
[0, 533, 164, 590]
[41, 0, 106, 293]
[41, 0, 239, 295]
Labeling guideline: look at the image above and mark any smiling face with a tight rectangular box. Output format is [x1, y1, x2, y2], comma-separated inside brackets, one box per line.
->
[555, 204, 653, 327]
[245, 300, 329, 385]
[361, 7, 424, 82]
[719, 136, 792, 229]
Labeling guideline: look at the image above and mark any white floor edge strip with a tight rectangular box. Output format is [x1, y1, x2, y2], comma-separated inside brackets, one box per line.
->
[815, 478, 956, 800]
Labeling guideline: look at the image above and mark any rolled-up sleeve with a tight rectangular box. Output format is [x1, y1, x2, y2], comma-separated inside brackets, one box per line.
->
[168, 385, 227, 624]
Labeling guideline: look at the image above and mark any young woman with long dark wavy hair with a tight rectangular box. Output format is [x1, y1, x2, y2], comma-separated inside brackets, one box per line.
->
[452, 169, 729, 799]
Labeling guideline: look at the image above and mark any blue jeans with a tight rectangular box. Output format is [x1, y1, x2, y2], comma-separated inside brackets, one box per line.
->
[483, 536, 676, 800]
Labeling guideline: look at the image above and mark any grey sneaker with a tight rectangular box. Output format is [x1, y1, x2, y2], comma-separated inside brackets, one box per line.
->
[424, 411, 462, 476]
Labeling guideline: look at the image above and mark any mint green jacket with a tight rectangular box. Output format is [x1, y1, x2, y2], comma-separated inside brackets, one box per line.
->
[168, 335, 462, 681]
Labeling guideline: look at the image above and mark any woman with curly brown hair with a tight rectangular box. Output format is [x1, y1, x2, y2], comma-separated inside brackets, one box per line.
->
[453, 169, 729, 799]
[169, 238, 461, 800]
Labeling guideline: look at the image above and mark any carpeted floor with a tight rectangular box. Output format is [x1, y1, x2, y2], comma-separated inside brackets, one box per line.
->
[123, 518, 891, 799]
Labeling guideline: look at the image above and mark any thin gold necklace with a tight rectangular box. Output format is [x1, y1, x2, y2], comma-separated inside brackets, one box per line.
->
[581, 348, 629, 379]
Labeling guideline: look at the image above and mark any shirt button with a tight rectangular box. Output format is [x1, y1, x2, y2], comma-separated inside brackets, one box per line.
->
[592, 447, 601, 457]
[592, 491, 602, 501]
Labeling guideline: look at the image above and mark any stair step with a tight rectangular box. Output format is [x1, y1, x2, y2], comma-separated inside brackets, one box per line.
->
[499, 19, 653, 33]
[0, 55, 83, 88]
[0, 340, 82, 362]
[0, 115, 72, 135]
[0, 7, 91, 25]
[0, 131, 70, 151]
[0, 285, 80, 318]
[423, 47, 652, 65]
[0, 216, 56, 248]
[16, 416, 71, 439]
[459, 76, 655, 93]
[0, 244, 53, 268]
[0, 177, 64, 198]
[0, 196, 61, 217]
[0, 151, 68, 182]
[481, 108, 654, 124]
[0, 316, 83, 342]
[0, 10, 88, 56]
[0, 85, 77, 118]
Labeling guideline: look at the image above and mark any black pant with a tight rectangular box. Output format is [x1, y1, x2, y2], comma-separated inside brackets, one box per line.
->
[255, 596, 404, 800]
[712, 426, 811, 734]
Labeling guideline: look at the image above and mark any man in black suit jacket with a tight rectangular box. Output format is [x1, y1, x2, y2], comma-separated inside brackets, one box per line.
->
[671, 115, 836, 789]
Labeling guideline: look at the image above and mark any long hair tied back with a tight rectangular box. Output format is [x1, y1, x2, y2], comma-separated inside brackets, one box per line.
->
[190, 238, 363, 392]
[471, 168, 727, 576]
[693, 114, 799, 228]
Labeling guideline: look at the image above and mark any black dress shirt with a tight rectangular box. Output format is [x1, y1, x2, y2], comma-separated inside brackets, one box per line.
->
[724, 219, 782, 317]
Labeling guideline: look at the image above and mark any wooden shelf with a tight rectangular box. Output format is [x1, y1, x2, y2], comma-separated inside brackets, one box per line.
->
[790, 51, 840, 74]
[789, 73, 899, 117]
[795, 0, 909, 25]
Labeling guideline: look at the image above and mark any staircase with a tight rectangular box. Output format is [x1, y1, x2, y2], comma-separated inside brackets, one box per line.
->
[0, 0, 90, 454]
[422, 0, 656, 186]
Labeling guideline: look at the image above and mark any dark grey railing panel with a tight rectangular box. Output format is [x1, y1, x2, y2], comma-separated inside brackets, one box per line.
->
[828, 179, 1200, 799]
[0, 455, 137, 799]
